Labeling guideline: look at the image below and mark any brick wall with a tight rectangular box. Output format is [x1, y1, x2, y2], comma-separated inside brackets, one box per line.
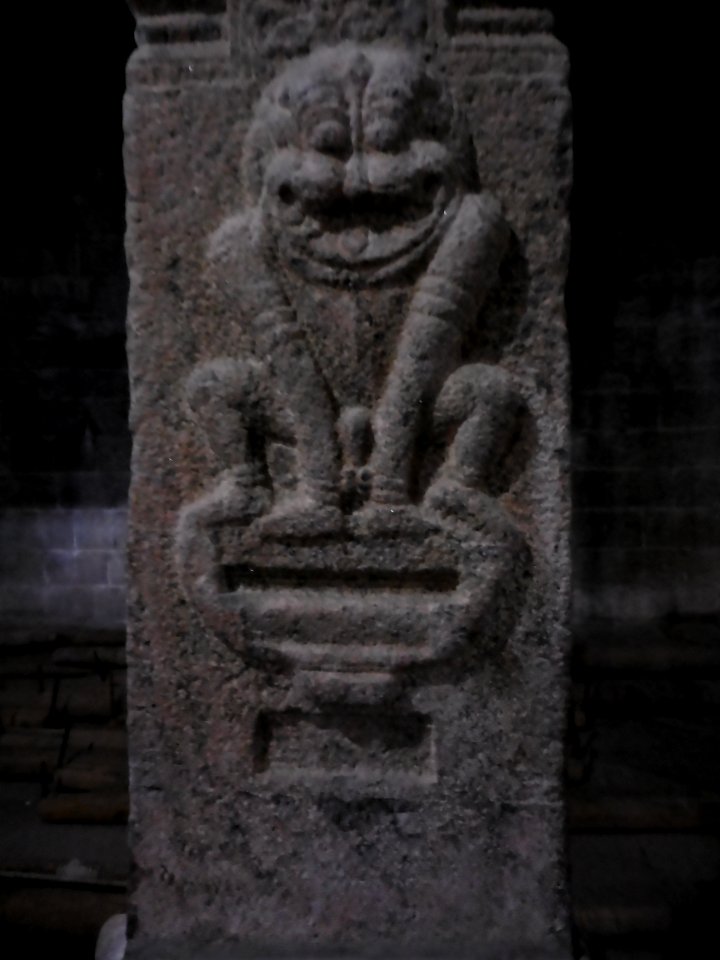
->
[0, 2, 135, 630]
[573, 256, 720, 619]
[0, 508, 127, 628]
[558, 6, 720, 621]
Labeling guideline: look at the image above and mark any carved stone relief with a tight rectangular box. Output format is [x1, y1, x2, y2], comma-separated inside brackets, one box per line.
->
[176, 43, 529, 713]
[125, 5, 571, 950]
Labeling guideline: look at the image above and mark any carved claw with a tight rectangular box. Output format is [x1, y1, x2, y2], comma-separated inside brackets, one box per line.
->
[250, 497, 345, 541]
[423, 478, 524, 548]
[187, 469, 271, 528]
[176, 470, 271, 604]
[349, 502, 440, 540]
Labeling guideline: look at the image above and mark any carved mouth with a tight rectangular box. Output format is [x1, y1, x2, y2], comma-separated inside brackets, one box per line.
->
[306, 187, 437, 234]
[278, 176, 452, 283]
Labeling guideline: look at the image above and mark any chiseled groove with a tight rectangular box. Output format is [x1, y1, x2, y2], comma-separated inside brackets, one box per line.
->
[136, 14, 225, 46]
[222, 564, 459, 593]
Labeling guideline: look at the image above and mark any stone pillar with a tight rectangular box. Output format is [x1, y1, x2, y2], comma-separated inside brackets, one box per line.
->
[123, 3, 572, 957]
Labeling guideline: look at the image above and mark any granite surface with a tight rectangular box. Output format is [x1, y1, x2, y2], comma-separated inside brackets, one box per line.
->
[124, 2, 572, 956]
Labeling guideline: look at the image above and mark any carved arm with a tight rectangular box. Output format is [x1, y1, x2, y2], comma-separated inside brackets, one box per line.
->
[210, 212, 341, 508]
[370, 191, 511, 504]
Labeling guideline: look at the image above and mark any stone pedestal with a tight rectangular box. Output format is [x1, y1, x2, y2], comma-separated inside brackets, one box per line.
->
[123, 3, 572, 957]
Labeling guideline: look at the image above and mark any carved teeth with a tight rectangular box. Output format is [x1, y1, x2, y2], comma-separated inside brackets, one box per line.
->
[300, 216, 322, 238]
[338, 227, 369, 258]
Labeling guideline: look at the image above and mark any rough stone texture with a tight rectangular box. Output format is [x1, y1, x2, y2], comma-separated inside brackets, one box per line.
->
[124, 3, 571, 957]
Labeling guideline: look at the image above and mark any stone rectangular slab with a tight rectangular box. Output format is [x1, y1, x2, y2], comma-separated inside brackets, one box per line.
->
[123, 2, 572, 957]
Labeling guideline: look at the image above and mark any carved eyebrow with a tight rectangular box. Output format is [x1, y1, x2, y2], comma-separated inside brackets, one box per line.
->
[364, 76, 415, 101]
[361, 82, 417, 132]
[300, 103, 348, 126]
[363, 98, 409, 127]
[296, 82, 347, 111]
[365, 93, 408, 110]
[361, 95, 408, 146]
[295, 89, 348, 136]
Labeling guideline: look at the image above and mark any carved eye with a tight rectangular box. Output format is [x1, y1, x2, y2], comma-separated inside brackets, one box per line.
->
[421, 173, 442, 197]
[277, 182, 295, 205]
[308, 120, 350, 156]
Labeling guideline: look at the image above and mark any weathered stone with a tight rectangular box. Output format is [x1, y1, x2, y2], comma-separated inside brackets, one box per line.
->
[124, 2, 571, 958]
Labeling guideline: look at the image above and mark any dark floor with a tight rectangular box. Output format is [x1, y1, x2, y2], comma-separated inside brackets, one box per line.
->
[1, 616, 719, 959]
[0, 627, 127, 958]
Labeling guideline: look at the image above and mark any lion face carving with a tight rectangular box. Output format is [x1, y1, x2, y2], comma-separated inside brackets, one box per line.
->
[179, 42, 524, 682]
[242, 44, 477, 285]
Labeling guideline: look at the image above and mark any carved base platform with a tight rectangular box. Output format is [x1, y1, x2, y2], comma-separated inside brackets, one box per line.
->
[192, 518, 523, 672]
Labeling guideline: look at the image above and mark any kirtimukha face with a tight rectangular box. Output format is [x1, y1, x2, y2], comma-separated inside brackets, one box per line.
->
[250, 45, 469, 285]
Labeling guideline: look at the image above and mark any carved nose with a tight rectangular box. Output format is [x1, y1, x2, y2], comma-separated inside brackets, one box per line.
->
[343, 153, 369, 197]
